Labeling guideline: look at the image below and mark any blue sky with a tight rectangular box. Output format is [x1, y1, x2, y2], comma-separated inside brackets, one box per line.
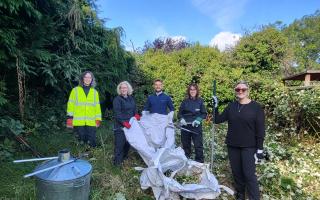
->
[96, 0, 320, 51]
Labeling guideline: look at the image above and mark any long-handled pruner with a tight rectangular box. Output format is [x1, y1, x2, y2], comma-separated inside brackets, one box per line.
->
[166, 123, 199, 134]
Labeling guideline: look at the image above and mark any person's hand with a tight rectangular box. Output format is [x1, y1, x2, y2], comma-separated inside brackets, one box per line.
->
[180, 118, 187, 126]
[96, 120, 101, 127]
[254, 149, 264, 164]
[142, 111, 149, 116]
[134, 113, 141, 121]
[212, 96, 218, 108]
[168, 111, 174, 123]
[122, 121, 131, 129]
[192, 117, 202, 127]
[66, 118, 73, 128]
[192, 119, 201, 127]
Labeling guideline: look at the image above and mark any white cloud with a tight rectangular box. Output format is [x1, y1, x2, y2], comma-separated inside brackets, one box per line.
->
[171, 35, 187, 43]
[153, 26, 169, 38]
[171, 35, 187, 41]
[209, 31, 241, 51]
[191, 0, 249, 30]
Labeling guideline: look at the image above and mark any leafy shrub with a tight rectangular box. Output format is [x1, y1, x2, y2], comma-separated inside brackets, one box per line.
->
[23, 89, 66, 134]
[0, 117, 24, 137]
[0, 138, 16, 161]
[271, 87, 320, 137]
[0, 117, 24, 161]
[0, 80, 7, 106]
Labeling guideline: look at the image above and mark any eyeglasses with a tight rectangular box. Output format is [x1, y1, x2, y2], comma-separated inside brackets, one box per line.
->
[235, 88, 248, 92]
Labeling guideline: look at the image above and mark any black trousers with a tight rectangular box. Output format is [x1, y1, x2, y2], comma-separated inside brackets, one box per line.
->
[228, 146, 260, 200]
[75, 126, 96, 147]
[113, 129, 130, 165]
[181, 124, 204, 163]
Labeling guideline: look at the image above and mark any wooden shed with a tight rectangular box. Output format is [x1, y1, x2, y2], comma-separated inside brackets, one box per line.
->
[282, 70, 320, 88]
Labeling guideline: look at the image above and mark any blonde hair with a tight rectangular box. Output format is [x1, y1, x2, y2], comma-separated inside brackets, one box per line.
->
[116, 81, 133, 96]
[235, 80, 250, 98]
[235, 80, 249, 89]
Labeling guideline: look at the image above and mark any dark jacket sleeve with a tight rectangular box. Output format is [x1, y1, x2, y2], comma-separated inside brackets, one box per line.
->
[177, 100, 185, 119]
[255, 104, 265, 149]
[214, 103, 230, 124]
[113, 97, 125, 124]
[134, 98, 138, 114]
[168, 96, 175, 111]
[133, 98, 139, 114]
[143, 96, 151, 111]
[199, 99, 207, 120]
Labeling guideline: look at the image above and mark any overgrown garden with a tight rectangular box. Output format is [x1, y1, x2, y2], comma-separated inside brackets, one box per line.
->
[0, 1, 319, 199]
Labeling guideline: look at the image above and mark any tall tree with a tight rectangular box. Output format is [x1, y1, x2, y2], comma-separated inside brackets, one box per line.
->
[283, 10, 320, 70]
[232, 26, 288, 73]
[0, 0, 135, 132]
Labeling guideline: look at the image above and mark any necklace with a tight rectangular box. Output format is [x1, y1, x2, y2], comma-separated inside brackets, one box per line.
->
[237, 102, 245, 112]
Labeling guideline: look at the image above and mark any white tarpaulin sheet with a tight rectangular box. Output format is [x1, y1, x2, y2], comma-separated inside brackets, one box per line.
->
[124, 113, 233, 199]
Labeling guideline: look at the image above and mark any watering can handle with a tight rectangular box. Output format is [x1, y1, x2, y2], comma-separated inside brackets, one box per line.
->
[13, 157, 58, 163]
[23, 159, 77, 178]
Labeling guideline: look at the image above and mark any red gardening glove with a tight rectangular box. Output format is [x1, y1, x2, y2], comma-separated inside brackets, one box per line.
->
[66, 118, 73, 128]
[134, 113, 141, 121]
[96, 120, 101, 127]
[122, 121, 131, 129]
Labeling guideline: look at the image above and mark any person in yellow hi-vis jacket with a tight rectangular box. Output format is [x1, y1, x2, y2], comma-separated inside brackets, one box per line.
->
[66, 71, 101, 147]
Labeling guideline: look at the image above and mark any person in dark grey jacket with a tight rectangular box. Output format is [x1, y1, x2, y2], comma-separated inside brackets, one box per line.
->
[113, 81, 140, 166]
[178, 83, 207, 163]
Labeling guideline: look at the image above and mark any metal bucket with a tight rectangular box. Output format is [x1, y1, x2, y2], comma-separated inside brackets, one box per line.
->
[35, 150, 92, 200]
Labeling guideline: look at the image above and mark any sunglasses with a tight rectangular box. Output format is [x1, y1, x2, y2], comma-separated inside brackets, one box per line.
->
[235, 88, 248, 92]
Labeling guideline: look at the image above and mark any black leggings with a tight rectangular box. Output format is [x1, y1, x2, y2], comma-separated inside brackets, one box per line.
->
[228, 146, 260, 200]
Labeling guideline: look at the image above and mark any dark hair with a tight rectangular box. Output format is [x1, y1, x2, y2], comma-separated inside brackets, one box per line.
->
[79, 71, 96, 87]
[153, 79, 163, 84]
[186, 83, 199, 99]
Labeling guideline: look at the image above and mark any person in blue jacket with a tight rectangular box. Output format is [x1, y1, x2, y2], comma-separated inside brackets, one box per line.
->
[143, 79, 174, 121]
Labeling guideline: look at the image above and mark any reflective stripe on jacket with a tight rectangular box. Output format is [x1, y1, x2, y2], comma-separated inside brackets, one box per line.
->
[67, 86, 102, 126]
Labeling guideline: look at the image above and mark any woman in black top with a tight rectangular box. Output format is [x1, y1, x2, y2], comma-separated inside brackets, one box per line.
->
[214, 81, 265, 200]
[178, 83, 207, 163]
[113, 81, 140, 166]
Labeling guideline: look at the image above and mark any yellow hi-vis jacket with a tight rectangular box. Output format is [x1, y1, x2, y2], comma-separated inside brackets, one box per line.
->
[67, 86, 102, 126]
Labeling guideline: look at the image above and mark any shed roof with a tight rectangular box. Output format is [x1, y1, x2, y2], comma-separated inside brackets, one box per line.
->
[282, 70, 320, 81]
